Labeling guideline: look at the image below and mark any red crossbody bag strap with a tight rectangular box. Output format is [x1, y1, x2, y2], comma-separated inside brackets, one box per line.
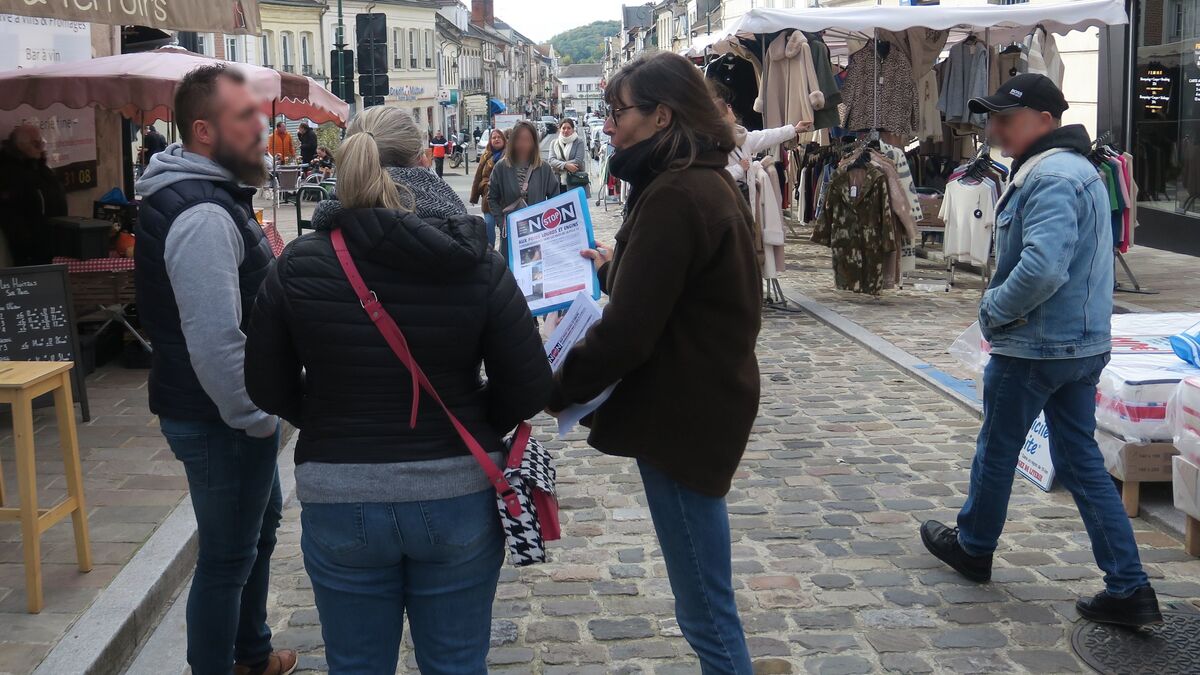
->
[330, 228, 522, 517]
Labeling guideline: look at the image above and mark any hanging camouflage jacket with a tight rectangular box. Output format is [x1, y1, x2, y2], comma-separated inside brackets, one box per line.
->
[812, 164, 896, 295]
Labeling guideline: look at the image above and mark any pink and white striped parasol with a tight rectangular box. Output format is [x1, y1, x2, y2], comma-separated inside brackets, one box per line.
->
[0, 47, 350, 126]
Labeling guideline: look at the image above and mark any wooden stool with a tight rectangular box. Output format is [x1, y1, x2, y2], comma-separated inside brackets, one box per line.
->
[0, 361, 92, 613]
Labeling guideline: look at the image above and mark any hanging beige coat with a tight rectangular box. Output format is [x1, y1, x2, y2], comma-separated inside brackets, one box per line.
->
[758, 31, 825, 132]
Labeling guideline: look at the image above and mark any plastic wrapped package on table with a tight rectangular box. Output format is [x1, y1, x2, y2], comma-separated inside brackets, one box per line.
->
[1173, 376, 1200, 465]
[1097, 313, 1200, 444]
[1171, 455, 1200, 556]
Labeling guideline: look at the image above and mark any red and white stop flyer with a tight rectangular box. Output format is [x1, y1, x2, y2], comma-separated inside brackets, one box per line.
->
[505, 187, 601, 316]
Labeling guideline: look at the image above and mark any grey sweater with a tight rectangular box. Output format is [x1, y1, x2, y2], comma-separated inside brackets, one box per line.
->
[547, 134, 589, 186]
[135, 145, 277, 438]
[486, 158, 560, 218]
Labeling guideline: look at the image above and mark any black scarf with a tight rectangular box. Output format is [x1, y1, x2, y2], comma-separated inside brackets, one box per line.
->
[607, 136, 663, 211]
[1010, 124, 1092, 177]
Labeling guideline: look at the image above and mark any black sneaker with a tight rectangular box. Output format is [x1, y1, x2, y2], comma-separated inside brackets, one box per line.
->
[1076, 586, 1164, 627]
[920, 520, 992, 583]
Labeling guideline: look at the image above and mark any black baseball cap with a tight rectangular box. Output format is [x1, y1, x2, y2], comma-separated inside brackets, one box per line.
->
[968, 73, 1069, 118]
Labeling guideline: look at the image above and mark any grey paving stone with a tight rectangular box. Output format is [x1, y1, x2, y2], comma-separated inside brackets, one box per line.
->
[931, 627, 1008, 649]
[882, 589, 941, 607]
[1008, 650, 1083, 673]
[752, 658, 795, 674]
[488, 619, 518, 647]
[525, 620, 579, 643]
[933, 652, 1013, 674]
[865, 630, 925, 653]
[940, 606, 997, 624]
[588, 618, 655, 640]
[881, 654, 934, 674]
[810, 574, 854, 589]
[861, 609, 938, 629]
[794, 633, 859, 654]
[792, 610, 857, 629]
[804, 655, 874, 675]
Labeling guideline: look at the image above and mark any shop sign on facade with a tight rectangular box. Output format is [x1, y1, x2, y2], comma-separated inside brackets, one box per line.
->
[389, 85, 426, 101]
[1138, 64, 1171, 117]
[0, 13, 90, 70]
[0, 0, 261, 35]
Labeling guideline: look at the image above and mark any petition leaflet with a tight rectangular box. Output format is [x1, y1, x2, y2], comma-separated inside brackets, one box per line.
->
[544, 293, 615, 437]
[506, 187, 600, 316]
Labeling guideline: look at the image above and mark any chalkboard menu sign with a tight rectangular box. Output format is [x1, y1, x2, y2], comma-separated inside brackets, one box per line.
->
[0, 265, 90, 421]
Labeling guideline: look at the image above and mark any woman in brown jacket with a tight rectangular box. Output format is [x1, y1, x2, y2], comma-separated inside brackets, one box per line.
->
[469, 128, 506, 248]
[548, 52, 761, 674]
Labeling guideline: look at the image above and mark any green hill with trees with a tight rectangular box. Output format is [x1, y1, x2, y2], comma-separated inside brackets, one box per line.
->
[548, 20, 620, 65]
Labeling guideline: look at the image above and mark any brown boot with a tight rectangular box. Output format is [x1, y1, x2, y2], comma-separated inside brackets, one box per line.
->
[234, 649, 298, 675]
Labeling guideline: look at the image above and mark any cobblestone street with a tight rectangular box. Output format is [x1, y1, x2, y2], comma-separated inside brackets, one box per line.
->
[252, 190, 1200, 674]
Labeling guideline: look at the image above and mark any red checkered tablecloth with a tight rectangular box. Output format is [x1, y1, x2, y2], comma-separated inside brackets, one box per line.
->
[51, 254, 135, 273]
[51, 221, 285, 272]
[261, 220, 286, 257]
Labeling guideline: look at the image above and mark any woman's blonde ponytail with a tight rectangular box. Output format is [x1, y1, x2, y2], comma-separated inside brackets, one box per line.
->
[335, 106, 425, 211]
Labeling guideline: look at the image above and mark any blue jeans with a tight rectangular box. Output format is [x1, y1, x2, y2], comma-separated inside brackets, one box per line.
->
[639, 460, 752, 674]
[300, 489, 504, 674]
[484, 212, 496, 249]
[957, 354, 1149, 596]
[160, 418, 282, 675]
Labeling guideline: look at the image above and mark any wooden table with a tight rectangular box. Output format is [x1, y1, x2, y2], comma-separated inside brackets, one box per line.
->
[0, 361, 92, 612]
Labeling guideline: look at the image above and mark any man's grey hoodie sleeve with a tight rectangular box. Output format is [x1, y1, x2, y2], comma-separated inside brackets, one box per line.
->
[164, 203, 278, 437]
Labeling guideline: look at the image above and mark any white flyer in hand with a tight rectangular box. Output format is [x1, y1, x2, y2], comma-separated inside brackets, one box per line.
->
[506, 187, 601, 317]
[545, 293, 615, 437]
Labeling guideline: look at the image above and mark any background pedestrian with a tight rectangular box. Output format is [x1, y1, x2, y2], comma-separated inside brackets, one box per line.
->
[470, 128, 507, 249]
[487, 120, 559, 261]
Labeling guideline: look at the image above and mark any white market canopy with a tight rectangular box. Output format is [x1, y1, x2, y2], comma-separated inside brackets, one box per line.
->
[688, 0, 1128, 56]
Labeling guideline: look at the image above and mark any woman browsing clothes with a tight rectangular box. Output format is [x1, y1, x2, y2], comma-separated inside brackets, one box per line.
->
[470, 128, 507, 249]
[547, 118, 590, 197]
[487, 120, 559, 261]
[244, 105, 552, 674]
[548, 51, 762, 674]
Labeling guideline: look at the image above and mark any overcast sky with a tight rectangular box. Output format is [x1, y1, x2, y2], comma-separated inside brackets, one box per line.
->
[493, 0, 628, 43]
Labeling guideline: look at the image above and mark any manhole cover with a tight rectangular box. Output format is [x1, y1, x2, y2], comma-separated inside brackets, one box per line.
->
[1071, 610, 1200, 674]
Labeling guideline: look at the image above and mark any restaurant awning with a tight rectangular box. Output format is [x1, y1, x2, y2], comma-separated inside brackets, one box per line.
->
[0, 0, 262, 36]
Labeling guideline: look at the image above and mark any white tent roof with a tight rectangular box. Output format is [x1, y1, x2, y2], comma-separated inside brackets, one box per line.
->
[687, 0, 1127, 56]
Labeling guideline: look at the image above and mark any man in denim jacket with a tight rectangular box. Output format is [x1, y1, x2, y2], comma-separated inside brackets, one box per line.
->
[921, 74, 1161, 627]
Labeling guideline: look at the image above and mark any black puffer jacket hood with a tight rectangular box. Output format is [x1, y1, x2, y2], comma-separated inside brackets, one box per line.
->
[312, 200, 489, 276]
[245, 199, 552, 466]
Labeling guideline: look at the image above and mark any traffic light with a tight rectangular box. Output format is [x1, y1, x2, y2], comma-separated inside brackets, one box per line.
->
[355, 13, 388, 103]
[357, 43, 387, 75]
[359, 74, 389, 98]
[329, 48, 354, 104]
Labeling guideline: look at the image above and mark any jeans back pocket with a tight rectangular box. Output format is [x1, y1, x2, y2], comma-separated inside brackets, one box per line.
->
[302, 502, 369, 555]
[162, 430, 210, 490]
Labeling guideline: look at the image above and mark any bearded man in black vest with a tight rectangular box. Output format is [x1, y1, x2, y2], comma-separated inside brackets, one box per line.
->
[134, 64, 296, 675]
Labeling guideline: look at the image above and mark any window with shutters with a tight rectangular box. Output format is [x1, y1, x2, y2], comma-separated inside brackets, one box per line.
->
[281, 32, 294, 71]
[261, 32, 273, 67]
[300, 32, 313, 75]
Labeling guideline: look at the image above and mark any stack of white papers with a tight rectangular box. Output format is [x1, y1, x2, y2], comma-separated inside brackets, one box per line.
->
[544, 293, 615, 437]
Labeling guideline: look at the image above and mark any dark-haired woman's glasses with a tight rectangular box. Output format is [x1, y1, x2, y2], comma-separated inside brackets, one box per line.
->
[607, 104, 649, 122]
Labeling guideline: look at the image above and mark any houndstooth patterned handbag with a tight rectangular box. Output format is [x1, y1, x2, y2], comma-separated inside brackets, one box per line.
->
[500, 423, 561, 566]
[331, 228, 560, 567]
